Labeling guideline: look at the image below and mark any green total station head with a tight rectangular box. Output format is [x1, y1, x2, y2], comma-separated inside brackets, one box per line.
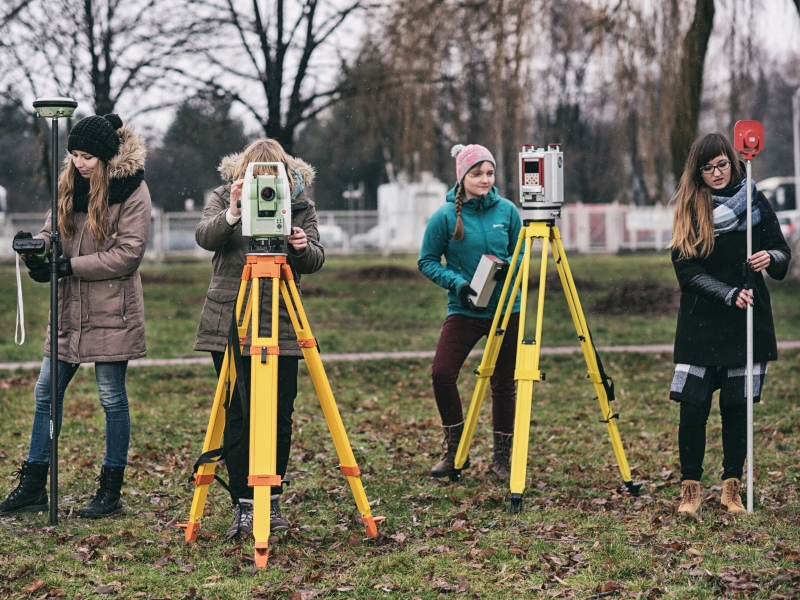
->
[241, 162, 292, 241]
[33, 97, 78, 118]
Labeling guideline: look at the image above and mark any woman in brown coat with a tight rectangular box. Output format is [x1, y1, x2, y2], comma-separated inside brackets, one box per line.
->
[194, 139, 323, 539]
[1, 114, 151, 518]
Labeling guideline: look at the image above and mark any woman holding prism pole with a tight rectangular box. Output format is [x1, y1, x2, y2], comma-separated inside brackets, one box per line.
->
[1, 114, 151, 518]
[418, 144, 522, 480]
[668, 132, 791, 515]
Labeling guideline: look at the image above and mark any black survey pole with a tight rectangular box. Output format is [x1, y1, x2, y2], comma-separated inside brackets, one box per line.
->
[33, 97, 78, 526]
[49, 118, 59, 525]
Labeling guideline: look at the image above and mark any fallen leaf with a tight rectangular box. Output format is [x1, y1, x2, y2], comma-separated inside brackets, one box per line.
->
[21, 580, 46, 593]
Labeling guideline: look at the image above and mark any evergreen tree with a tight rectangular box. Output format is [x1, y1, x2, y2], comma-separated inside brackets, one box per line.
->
[147, 92, 249, 212]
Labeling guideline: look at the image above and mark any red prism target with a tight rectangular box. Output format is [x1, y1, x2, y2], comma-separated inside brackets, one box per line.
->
[733, 120, 764, 160]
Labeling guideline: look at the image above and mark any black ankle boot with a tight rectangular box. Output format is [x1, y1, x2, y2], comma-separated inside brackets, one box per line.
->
[491, 432, 513, 479]
[0, 461, 49, 514]
[78, 466, 125, 519]
[430, 422, 469, 478]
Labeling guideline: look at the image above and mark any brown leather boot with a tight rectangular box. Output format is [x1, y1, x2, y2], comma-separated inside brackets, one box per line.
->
[490, 432, 513, 479]
[677, 480, 702, 514]
[430, 422, 469, 478]
[721, 478, 746, 515]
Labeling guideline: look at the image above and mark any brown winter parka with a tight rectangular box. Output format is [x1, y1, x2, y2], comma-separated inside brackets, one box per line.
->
[37, 124, 151, 364]
[193, 153, 324, 357]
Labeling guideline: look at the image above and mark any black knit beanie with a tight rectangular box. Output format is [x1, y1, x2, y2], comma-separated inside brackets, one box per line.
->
[67, 114, 123, 163]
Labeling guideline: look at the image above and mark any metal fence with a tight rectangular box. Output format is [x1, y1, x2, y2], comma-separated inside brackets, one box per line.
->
[0, 203, 672, 260]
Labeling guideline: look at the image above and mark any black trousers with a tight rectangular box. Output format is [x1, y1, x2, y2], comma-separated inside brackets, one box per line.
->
[211, 351, 299, 499]
[679, 368, 747, 482]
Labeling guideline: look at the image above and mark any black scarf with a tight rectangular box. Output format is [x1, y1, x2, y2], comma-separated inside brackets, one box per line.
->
[72, 168, 145, 213]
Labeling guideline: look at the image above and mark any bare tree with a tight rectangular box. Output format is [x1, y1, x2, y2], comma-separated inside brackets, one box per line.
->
[183, 0, 369, 154]
[0, 0, 211, 116]
[670, 0, 715, 181]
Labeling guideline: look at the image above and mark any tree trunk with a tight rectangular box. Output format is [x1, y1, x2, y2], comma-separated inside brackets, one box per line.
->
[670, 0, 715, 181]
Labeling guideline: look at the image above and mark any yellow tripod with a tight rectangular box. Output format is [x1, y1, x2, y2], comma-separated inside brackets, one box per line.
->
[179, 253, 383, 567]
[454, 221, 640, 513]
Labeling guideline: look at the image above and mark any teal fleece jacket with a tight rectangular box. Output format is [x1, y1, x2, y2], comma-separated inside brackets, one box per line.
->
[418, 185, 522, 318]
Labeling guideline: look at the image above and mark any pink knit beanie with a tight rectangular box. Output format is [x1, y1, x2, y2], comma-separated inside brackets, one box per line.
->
[451, 144, 496, 183]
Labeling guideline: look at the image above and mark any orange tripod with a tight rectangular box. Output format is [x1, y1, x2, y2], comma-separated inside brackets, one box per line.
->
[179, 253, 383, 567]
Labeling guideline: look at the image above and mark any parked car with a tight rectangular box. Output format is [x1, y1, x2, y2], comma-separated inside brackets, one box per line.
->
[759, 176, 798, 240]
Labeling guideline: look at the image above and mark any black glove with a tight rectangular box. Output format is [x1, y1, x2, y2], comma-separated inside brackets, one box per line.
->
[54, 257, 73, 278]
[28, 265, 50, 283]
[458, 283, 478, 311]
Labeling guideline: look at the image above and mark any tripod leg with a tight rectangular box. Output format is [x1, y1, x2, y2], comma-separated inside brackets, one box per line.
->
[249, 275, 281, 568]
[180, 280, 249, 542]
[550, 228, 639, 495]
[509, 226, 549, 514]
[281, 274, 384, 538]
[455, 229, 526, 475]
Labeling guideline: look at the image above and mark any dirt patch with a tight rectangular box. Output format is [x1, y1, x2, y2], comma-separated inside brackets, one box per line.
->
[299, 283, 341, 298]
[0, 373, 39, 389]
[528, 271, 602, 293]
[341, 266, 423, 281]
[140, 273, 193, 285]
[591, 281, 680, 316]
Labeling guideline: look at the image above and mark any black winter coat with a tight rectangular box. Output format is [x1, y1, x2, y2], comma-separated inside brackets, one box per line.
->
[672, 192, 791, 366]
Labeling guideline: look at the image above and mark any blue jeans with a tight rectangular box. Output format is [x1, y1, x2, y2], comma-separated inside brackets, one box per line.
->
[27, 356, 130, 468]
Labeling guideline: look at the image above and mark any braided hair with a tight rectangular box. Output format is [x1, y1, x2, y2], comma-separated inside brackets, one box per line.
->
[452, 181, 466, 241]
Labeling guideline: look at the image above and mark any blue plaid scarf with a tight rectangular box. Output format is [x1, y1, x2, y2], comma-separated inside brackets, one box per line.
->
[712, 177, 763, 236]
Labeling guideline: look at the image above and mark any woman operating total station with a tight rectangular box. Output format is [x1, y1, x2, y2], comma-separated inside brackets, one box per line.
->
[194, 139, 323, 539]
[2, 114, 151, 518]
[668, 132, 791, 515]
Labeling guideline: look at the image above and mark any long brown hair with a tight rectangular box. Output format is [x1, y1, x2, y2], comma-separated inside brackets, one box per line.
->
[233, 138, 294, 193]
[668, 133, 743, 259]
[57, 156, 110, 244]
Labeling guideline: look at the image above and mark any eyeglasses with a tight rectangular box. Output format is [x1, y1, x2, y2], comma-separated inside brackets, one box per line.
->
[699, 159, 731, 175]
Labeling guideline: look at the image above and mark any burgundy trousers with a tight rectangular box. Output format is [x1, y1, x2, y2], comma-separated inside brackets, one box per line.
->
[431, 312, 520, 434]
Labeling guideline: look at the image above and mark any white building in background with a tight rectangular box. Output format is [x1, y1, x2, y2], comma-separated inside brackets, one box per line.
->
[377, 171, 447, 254]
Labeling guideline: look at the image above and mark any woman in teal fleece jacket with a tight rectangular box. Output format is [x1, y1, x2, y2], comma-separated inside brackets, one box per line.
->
[418, 143, 522, 480]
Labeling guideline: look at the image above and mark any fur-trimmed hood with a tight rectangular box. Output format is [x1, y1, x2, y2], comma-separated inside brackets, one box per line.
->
[62, 123, 147, 179]
[217, 151, 315, 189]
[66, 122, 147, 211]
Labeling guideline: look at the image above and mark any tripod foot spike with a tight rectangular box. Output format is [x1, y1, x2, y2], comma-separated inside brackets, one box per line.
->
[509, 494, 523, 514]
[624, 480, 642, 497]
[363, 515, 385, 538]
[448, 470, 463, 483]
[254, 543, 269, 568]
[177, 521, 200, 543]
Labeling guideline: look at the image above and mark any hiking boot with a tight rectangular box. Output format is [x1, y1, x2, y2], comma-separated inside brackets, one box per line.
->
[430, 422, 469, 478]
[270, 494, 289, 532]
[677, 480, 702, 515]
[225, 498, 254, 539]
[78, 466, 125, 519]
[0, 461, 49, 514]
[721, 478, 746, 515]
[491, 432, 513, 480]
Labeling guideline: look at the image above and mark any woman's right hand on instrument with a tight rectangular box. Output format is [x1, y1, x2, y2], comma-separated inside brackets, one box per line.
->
[229, 179, 244, 217]
[735, 288, 753, 309]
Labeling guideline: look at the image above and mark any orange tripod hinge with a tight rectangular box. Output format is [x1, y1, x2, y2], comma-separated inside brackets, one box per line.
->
[250, 345, 280, 356]
[280, 264, 294, 280]
[177, 521, 201, 542]
[193, 473, 215, 485]
[254, 542, 269, 568]
[245, 254, 286, 280]
[362, 515, 385, 538]
[248, 474, 282, 487]
[339, 464, 361, 477]
[297, 338, 317, 348]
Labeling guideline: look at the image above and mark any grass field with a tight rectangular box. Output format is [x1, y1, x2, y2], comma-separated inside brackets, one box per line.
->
[1, 253, 799, 598]
[2, 251, 799, 363]
[1, 352, 799, 598]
